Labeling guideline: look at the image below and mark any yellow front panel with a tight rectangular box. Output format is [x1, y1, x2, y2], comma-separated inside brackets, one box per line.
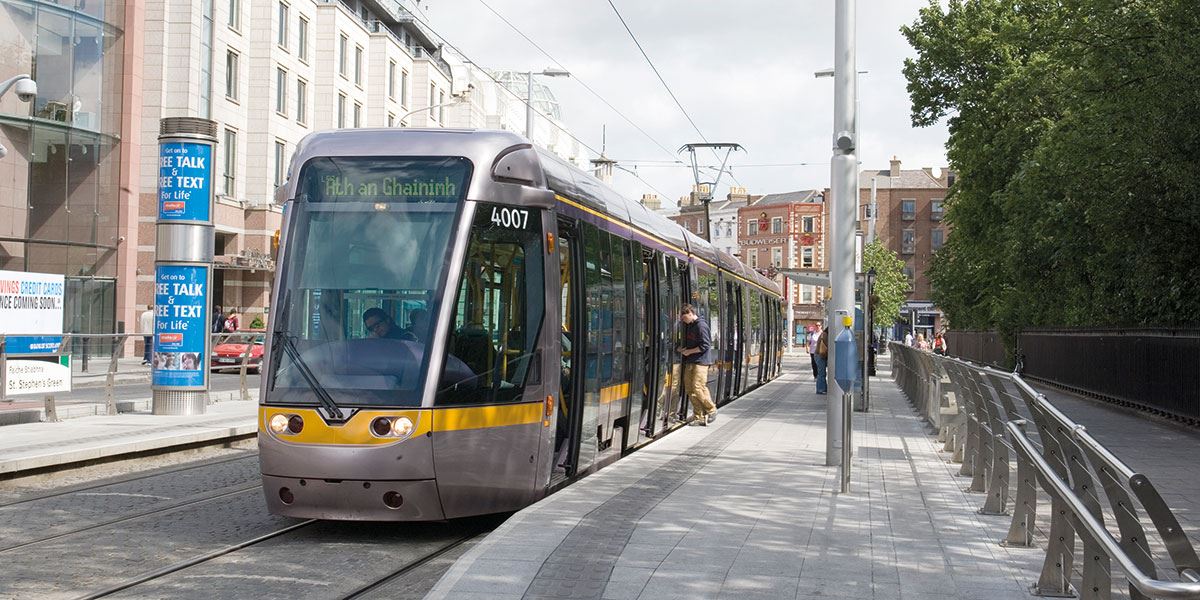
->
[259, 407, 430, 446]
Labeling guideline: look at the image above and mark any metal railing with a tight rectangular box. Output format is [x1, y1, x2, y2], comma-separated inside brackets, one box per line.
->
[891, 342, 1200, 599]
[1, 332, 261, 421]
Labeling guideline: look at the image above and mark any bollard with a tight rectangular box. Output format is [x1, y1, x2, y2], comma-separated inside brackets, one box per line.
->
[239, 333, 252, 403]
[44, 394, 59, 422]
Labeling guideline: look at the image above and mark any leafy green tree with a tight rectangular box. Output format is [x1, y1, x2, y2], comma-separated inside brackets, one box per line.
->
[903, 0, 1200, 331]
[863, 240, 907, 329]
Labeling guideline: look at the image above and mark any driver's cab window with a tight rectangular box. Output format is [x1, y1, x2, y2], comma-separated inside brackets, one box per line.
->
[437, 204, 545, 404]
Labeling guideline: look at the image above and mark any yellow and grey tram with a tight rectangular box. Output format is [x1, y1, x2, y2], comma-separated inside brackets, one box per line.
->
[259, 129, 783, 521]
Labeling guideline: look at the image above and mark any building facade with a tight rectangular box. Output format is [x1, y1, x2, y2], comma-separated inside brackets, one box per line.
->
[855, 157, 951, 336]
[669, 186, 759, 258]
[0, 0, 589, 350]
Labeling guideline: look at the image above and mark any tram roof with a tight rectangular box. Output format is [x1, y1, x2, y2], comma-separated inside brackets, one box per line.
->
[279, 128, 779, 296]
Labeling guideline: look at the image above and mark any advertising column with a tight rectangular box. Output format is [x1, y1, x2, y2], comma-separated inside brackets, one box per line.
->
[152, 118, 217, 415]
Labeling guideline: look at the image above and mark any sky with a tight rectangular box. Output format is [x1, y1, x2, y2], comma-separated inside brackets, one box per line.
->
[422, 0, 950, 208]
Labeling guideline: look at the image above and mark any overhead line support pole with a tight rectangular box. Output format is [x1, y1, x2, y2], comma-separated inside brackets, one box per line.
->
[827, 0, 858, 467]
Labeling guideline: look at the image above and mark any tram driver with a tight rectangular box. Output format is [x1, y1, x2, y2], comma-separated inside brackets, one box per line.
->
[363, 307, 407, 341]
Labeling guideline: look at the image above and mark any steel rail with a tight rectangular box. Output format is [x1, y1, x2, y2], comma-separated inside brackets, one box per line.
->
[74, 518, 318, 600]
[340, 534, 479, 600]
[1007, 421, 1200, 598]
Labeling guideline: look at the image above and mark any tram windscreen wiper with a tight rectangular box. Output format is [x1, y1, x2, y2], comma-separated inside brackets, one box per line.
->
[273, 331, 345, 421]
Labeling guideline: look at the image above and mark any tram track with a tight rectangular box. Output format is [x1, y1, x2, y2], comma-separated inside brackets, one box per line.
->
[0, 482, 263, 554]
[340, 533, 479, 600]
[74, 519, 319, 600]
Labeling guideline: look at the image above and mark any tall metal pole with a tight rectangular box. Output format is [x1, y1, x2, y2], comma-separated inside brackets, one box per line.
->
[868, 177, 878, 243]
[826, 0, 857, 467]
[525, 70, 534, 139]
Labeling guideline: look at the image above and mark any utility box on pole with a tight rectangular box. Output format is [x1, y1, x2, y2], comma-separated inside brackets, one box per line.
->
[152, 117, 217, 415]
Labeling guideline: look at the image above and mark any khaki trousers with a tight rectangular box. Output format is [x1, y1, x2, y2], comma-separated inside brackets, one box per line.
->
[682, 363, 716, 418]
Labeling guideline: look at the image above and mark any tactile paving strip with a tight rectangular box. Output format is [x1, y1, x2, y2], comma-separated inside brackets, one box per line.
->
[522, 383, 786, 599]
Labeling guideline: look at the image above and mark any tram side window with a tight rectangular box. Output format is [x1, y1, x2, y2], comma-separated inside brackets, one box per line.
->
[437, 204, 545, 405]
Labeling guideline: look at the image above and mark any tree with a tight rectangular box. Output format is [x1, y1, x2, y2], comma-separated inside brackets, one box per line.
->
[903, 0, 1200, 332]
[862, 240, 907, 329]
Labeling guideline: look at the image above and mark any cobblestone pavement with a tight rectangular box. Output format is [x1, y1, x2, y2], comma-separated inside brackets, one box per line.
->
[429, 355, 1050, 600]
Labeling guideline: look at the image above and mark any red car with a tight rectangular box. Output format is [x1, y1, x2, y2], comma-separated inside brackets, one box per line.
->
[210, 335, 264, 372]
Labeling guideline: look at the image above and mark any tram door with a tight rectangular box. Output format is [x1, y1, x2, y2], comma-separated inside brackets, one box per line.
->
[553, 221, 586, 480]
[721, 280, 737, 403]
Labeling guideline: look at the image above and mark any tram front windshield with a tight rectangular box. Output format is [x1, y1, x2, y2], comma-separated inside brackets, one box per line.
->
[270, 156, 471, 407]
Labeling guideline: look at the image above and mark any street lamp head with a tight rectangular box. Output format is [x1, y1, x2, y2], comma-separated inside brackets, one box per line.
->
[540, 68, 570, 78]
[813, 68, 834, 79]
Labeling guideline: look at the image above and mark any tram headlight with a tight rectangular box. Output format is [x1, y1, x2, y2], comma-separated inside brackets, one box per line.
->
[269, 414, 289, 434]
[391, 416, 414, 438]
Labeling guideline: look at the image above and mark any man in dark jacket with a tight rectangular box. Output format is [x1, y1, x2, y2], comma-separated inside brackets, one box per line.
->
[677, 303, 717, 426]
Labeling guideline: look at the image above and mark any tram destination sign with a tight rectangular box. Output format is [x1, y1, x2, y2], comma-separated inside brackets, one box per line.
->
[321, 175, 460, 200]
[158, 142, 213, 222]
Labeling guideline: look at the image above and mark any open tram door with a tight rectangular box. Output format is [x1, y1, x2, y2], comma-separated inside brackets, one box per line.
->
[551, 217, 586, 485]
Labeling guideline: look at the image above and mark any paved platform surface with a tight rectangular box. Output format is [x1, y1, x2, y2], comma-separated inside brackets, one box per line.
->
[0, 398, 258, 476]
[429, 355, 1051, 600]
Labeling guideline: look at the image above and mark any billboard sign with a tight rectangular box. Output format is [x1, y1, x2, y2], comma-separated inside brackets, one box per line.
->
[0, 270, 65, 355]
[152, 265, 209, 387]
[158, 142, 212, 222]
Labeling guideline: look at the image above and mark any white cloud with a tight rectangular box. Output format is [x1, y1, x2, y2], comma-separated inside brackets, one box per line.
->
[424, 0, 949, 204]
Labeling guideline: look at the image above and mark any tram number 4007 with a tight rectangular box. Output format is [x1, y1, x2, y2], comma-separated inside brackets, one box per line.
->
[490, 206, 532, 230]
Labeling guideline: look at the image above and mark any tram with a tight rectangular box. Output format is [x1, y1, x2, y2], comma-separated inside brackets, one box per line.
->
[259, 129, 783, 521]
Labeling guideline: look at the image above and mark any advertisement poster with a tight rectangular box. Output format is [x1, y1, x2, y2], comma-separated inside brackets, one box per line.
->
[158, 142, 212, 222]
[153, 265, 208, 387]
[0, 270, 65, 355]
[5, 356, 71, 397]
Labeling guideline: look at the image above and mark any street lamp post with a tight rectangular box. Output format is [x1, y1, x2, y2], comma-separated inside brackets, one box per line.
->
[525, 68, 570, 139]
[396, 84, 473, 126]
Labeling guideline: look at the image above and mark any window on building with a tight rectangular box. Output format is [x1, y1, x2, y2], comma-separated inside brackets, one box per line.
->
[223, 129, 237, 196]
[932, 199, 944, 221]
[401, 70, 409, 107]
[277, 2, 289, 49]
[802, 216, 815, 233]
[228, 0, 240, 31]
[438, 90, 445, 123]
[771, 217, 784, 234]
[750, 250, 758, 268]
[360, 5, 369, 23]
[902, 229, 916, 254]
[225, 50, 239, 100]
[747, 220, 758, 236]
[337, 93, 346, 128]
[387, 113, 394, 127]
[274, 140, 286, 187]
[275, 67, 287, 115]
[902, 199, 916, 220]
[295, 78, 307, 125]
[387, 61, 396, 99]
[772, 247, 783, 267]
[931, 228, 944, 251]
[903, 266, 915, 291]
[801, 285, 814, 304]
[801, 247, 814, 268]
[354, 45, 363, 86]
[338, 34, 348, 77]
[353, 102, 362, 128]
[297, 16, 308, 62]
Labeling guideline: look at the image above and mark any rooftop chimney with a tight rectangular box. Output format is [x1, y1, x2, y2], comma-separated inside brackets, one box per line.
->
[890, 156, 901, 177]
[640, 193, 661, 210]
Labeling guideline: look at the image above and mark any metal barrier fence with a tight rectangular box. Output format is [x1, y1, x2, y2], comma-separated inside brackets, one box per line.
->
[891, 342, 1200, 599]
[1020, 329, 1200, 423]
[943, 330, 1011, 369]
[0, 333, 261, 420]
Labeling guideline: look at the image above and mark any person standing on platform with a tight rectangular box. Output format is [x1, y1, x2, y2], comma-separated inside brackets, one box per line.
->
[139, 304, 155, 366]
[677, 304, 717, 426]
[904, 330, 914, 347]
[808, 325, 822, 378]
[814, 327, 829, 395]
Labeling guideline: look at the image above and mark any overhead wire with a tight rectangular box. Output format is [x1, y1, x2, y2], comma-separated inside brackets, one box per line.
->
[603, 0, 745, 188]
[474, 0, 682, 165]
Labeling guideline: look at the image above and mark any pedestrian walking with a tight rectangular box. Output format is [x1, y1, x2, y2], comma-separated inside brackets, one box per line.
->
[814, 327, 829, 394]
[916, 333, 931, 351]
[139, 304, 155, 366]
[677, 304, 717, 426]
[933, 332, 947, 355]
[904, 330, 914, 347]
[212, 305, 227, 333]
[223, 309, 240, 333]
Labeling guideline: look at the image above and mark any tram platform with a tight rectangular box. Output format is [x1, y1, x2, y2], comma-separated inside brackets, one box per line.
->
[428, 353, 1200, 600]
[0, 398, 257, 477]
